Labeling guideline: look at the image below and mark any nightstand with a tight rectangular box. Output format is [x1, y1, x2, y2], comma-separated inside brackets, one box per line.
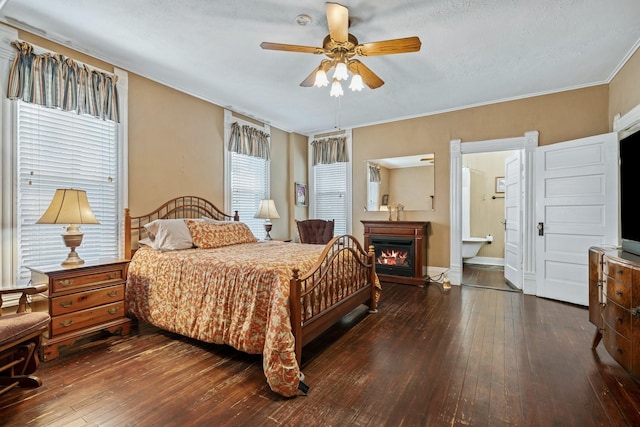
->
[28, 259, 132, 361]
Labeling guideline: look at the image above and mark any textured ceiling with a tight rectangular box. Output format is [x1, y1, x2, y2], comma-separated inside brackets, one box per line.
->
[1, 0, 639, 135]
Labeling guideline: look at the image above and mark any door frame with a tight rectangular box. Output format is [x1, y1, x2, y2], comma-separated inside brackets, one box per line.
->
[449, 131, 539, 294]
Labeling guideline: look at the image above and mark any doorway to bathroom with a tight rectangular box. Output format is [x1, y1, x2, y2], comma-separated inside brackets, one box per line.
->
[461, 150, 522, 291]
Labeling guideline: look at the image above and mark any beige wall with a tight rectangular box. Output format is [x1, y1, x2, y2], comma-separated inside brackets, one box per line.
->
[610, 48, 640, 126]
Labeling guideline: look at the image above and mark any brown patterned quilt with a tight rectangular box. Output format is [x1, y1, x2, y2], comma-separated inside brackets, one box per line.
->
[126, 241, 335, 397]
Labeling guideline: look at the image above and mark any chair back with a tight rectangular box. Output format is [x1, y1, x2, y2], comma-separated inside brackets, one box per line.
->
[296, 219, 334, 244]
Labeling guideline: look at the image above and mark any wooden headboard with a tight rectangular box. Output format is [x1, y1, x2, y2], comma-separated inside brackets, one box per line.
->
[124, 195, 239, 258]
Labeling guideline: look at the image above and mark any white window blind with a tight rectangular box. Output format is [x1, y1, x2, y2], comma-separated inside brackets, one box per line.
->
[229, 151, 268, 239]
[312, 161, 350, 236]
[16, 101, 119, 284]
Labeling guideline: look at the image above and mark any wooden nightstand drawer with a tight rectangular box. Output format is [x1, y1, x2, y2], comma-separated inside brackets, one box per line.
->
[50, 284, 125, 316]
[51, 268, 124, 293]
[603, 300, 631, 338]
[51, 301, 124, 336]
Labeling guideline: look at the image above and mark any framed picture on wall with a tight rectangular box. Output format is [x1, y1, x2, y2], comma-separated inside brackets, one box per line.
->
[495, 176, 506, 193]
[381, 194, 389, 206]
[295, 182, 308, 206]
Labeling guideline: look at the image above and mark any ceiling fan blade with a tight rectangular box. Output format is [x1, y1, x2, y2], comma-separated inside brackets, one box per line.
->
[326, 2, 349, 43]
[348, 60, 384, 89]
[260, 42, 323, 54]
[356, 36, 422, 56]
[300, 60, 332, 87]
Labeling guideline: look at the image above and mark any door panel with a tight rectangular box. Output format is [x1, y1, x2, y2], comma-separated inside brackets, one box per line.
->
[535, 132, 618, 305]
[504, 152, 522, 288]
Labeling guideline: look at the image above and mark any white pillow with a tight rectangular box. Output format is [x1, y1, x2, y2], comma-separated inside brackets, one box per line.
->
[201, 216, 223, 223]
[143, 219, 193, 250]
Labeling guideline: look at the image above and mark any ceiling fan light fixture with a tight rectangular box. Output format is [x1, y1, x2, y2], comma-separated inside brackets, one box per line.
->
[349, 74, 364, 91]
[333, 61, 349, 81]
[314, 68, 329, 87]
[330, 78, 343, 97]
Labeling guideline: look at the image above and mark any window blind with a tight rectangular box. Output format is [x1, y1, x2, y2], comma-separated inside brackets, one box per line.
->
[16, 101, 118, 284]
[312, 162, 349, 235]
[229, 151, 268, 239]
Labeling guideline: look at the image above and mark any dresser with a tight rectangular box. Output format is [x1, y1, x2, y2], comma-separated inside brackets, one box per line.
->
[28, 259, 132, 361]
[589, 247, 640, 378]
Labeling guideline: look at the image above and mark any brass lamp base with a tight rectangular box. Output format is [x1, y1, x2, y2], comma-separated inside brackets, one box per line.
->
[264, 223, 273, 240]
[61, 225, 85, 266]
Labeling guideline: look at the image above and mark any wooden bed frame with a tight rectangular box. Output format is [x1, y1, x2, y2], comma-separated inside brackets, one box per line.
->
[123, 196, 378, 367]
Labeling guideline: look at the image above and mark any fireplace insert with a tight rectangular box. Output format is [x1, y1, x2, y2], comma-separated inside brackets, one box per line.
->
[371, 236, 415, 277]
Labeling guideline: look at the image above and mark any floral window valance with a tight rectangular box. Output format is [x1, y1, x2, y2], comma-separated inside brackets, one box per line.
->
[7, 41, 120, 122]
[228, 121, 271, 160]
[311, 136, 348, 166]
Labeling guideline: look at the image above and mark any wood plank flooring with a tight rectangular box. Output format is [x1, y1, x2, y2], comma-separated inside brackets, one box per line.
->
[2, 282, 640, 426]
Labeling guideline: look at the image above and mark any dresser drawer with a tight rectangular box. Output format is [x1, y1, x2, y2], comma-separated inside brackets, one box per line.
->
[50, 301, 125, 336]
[602, 300, 631, 338]
[50, 284, 125, 316]
[51, 267, 125, 293]
[603, 327, 632, 370]
[605, 258, 633, 283]
[606, 275, 632, 308]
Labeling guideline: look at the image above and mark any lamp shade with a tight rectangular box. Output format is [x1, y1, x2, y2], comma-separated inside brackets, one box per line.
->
[254, 199, 280, 220]
[37, 189, 100, 225]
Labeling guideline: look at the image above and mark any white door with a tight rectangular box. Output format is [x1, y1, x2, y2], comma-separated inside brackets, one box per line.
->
[535, 132, 618, 306]
[504, 152, 522, 289]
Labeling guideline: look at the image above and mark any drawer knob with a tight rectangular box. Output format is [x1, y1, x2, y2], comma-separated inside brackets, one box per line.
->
[615, 290, 623, 296]
[59, 279, 73, 287]
[107, 272, 118, 280]
[617, 317, 623, 323]
[617, 347, 624, 354]
[107, 307, 119, 315]
[59, 319, 73, 327]
[59, 300, 73, 308]
[632, 306, 640, 318]
[106, 290, 118, 298]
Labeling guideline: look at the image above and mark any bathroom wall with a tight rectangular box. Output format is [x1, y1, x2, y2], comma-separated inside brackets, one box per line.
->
[462, 150, 517, 261]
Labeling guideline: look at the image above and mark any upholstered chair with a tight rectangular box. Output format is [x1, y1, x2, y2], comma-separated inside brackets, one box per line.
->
[0, 284, 49, 396]
[296, 219, 335, 244]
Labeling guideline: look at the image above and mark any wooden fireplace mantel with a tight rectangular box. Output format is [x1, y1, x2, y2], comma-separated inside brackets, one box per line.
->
[361, 220, 429, 287]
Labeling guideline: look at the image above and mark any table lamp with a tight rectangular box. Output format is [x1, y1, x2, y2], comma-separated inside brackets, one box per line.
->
[254, 199, 280, 240]
[37, 188, 100, 265]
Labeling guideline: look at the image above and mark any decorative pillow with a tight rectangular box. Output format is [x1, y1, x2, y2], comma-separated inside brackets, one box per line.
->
[186, 220, 257, 249]
[143, 219, 194, 251]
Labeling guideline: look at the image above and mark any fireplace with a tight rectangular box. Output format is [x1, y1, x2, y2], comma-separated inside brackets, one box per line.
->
[361, 220, 429, 287]
[371, 236, 414, 277]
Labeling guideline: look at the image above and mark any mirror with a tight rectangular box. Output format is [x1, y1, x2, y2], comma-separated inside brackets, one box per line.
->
[366, 153, 435, 211]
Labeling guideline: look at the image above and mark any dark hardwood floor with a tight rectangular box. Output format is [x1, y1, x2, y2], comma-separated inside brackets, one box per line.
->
[462, 263, 520, 292]
[2, 282, 640, 426]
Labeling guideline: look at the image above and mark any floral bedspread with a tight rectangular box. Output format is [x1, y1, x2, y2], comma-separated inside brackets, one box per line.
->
[125, 240, 361, 397]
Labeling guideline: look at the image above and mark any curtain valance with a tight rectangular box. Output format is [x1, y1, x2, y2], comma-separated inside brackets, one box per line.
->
[369, 164, 381, 183]
[311, 136, 348, 166]
[7, 41, 120, 122]
[228, 121, 271, 160]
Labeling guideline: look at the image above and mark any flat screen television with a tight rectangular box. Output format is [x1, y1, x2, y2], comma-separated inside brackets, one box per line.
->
[620, 130, 640, 256]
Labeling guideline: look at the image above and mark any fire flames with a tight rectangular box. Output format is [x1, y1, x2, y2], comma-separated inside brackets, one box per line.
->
[377, 249, 408, 266]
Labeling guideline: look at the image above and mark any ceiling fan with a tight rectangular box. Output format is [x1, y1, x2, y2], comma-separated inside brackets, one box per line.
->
[260, 2, 421, 96]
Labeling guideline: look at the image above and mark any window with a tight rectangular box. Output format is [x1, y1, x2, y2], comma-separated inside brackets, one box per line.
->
[224, 111, 271, 239]
[229, 151, 269, 238]
[310, 131, 352, 235]
[15, 101, 120, 285]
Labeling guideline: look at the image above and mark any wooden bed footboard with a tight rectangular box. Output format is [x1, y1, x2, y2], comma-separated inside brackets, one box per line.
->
[124, 196, 239, 258]
[289, 234, 378, 367]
